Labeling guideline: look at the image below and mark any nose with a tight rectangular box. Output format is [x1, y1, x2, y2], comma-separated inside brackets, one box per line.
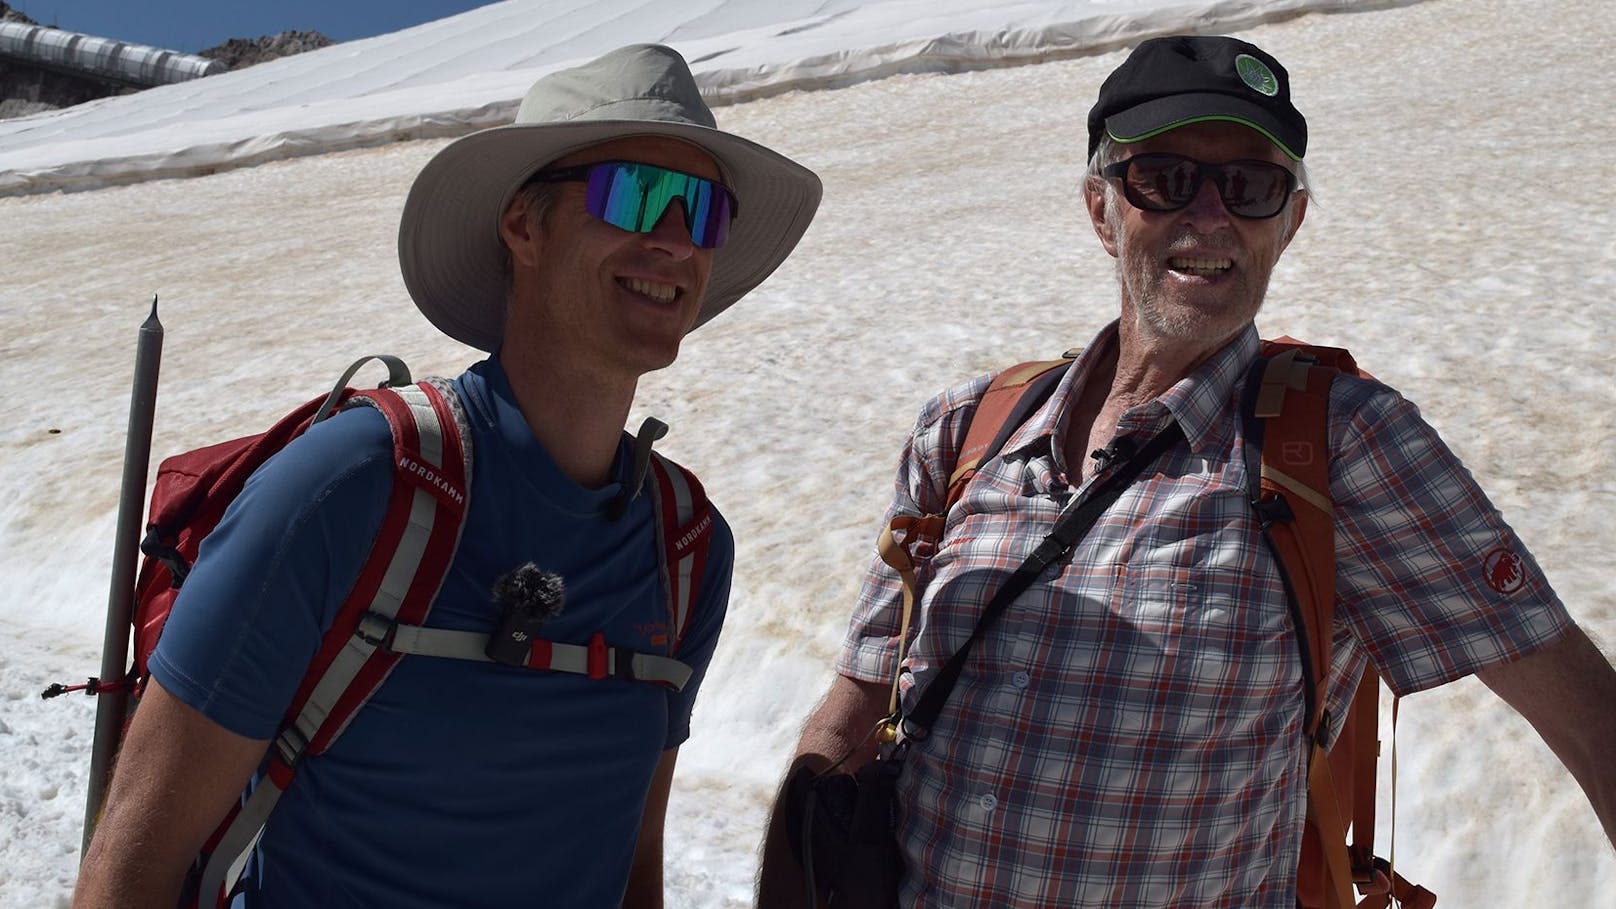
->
[1179, 171, 1232, 227]
[644, 200, 698, 259]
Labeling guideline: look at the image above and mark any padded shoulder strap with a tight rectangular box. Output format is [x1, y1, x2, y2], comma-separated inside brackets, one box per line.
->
[647, 452, 713, 656]
[947, 355, 1075, 510]
[190, 378, 472, 908]
[1242, 340, 1428, 909]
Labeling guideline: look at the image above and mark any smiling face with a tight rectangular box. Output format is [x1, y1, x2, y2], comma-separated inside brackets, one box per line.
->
[500, 135, 722, 382]
[1085, 120, 1307, 348]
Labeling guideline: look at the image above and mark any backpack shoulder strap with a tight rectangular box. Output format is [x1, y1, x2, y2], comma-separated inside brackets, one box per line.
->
[1242, 339, 1433, 909]
[874, 352, 1076, 724]
[190, 377, 472, 908]
[946, 354, 1076, 510]
[1242, 337, 1347, 725]
[283, 442, 708, 691]
[647, 451, 713, 656]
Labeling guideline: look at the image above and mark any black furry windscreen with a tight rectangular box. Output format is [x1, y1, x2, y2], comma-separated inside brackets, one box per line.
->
[491, 563, 565, 620]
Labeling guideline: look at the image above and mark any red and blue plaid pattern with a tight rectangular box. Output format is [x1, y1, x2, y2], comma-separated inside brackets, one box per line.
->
[837, 323, 1570, 908]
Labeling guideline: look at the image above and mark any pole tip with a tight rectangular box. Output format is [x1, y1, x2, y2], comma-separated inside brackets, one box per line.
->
[149, 294, 159, 318]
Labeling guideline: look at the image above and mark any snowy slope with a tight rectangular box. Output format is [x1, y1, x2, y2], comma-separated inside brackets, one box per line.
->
[1, 0, 1612, 906]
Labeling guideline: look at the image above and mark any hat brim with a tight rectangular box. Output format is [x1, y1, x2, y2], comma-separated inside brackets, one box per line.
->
[1105, 92, 1305, 160]
[399, 120, 822, 352]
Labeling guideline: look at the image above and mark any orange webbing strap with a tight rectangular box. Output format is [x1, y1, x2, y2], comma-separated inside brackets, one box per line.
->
[1254, 339, 1432, 909]
[1306, 738, 1359, 909]
[877, 515, 944, 717]
[1349, 670, 1381, 879]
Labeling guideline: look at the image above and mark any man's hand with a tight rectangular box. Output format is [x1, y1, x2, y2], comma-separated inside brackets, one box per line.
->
[757, 673, 891, 909]
[1477, 623, 1616, 848]
[74, 679, 268, 909]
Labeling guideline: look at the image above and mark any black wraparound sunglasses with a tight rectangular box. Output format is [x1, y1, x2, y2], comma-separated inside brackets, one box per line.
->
[1101, 153, 1299, 219]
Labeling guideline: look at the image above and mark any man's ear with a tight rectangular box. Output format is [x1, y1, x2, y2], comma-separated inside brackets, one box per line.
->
[1085, 176, 1120, 258]
[500, 197, 543, 268]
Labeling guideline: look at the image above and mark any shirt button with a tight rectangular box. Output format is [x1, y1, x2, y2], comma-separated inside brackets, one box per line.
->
[1010, 671, 1030, 689]
[979, 793, 998, 812]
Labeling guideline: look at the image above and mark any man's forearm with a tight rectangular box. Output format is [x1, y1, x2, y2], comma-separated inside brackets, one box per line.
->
[74, 780, 195, 909]
[1478, 624, 1616, 847]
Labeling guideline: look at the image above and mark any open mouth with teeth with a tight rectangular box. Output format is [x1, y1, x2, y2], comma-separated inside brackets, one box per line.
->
[621, 276, 681, 304]
[1167, 256, 1234, 279]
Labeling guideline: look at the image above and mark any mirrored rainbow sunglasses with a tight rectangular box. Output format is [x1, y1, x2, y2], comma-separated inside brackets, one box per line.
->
[525, 160, 737, 249]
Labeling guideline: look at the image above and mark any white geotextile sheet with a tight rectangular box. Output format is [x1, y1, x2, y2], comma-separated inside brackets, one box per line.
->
[0, 0, 1414, 195]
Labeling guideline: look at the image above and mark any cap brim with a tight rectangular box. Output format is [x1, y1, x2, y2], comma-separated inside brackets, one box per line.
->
[398, 120, 822, 352]
[1105, 92, 1304, 160]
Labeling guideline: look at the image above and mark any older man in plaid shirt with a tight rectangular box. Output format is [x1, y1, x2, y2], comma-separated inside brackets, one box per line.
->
[759, 35, 1616, 909]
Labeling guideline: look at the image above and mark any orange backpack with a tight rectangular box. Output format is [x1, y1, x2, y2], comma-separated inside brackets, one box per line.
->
[880, 339, 1435, 909]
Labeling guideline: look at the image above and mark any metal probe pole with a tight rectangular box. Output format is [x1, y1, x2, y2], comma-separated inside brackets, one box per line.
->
[82, 296, 163, 856]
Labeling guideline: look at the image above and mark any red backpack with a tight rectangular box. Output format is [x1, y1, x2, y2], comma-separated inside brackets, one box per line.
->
[64, 356, 715, 907]
[880, 339, 1435, 909]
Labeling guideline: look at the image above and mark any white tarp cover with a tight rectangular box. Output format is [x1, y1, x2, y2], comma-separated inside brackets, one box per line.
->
[0, 0, 1413, 195]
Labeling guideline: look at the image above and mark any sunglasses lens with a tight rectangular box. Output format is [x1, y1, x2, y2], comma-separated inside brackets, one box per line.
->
[1118, 155, 1294, 219]
[1216, 162, 1293, 218]
[1121, 156, 1201, 211]
[584, 162, 734, 248]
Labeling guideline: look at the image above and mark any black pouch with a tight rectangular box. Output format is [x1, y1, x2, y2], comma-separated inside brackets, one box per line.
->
[787, 754, 904, 908]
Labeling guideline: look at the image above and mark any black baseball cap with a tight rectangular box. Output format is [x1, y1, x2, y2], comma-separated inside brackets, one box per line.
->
[1087, 35, 1306, 160]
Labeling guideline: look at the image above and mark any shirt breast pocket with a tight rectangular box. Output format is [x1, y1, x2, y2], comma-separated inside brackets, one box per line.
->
[1115, 561, 1298, 727]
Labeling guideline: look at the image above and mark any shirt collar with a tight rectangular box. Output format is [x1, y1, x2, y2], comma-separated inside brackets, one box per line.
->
[999, 321, 1259, 462]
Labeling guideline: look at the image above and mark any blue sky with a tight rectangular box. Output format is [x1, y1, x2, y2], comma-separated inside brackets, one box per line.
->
[6, 0, 497, 53]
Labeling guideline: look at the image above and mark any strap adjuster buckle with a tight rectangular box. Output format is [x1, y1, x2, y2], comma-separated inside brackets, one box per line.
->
[355, 611, 396, 649]
[586, 632, 608, 680]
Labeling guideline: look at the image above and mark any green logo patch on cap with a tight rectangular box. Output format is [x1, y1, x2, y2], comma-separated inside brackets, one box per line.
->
[1235, 54, 1279, 96]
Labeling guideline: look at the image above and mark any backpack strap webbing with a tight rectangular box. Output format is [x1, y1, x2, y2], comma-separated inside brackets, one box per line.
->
[190, 379, 471, 909]
[647, 451, 713, 656]
[358, 621, 695, 689]
[321, 450, 711, 691]
[1241, 338, 1434, 909]
[374, 423, 711, 687]
[877, 354, 1074, 720]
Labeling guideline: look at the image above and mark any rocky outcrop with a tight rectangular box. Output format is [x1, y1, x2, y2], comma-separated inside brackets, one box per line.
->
[198, 30, 333, 70]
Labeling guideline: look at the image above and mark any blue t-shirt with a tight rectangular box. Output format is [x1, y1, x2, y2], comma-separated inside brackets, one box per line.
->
[149, 359, 733, 908]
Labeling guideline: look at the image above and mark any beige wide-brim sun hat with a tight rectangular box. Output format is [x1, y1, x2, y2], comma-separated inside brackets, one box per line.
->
[399, 43, 823, 352]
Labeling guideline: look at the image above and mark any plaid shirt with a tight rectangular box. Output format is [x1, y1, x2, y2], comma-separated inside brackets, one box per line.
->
[837, 322, 1570, 908]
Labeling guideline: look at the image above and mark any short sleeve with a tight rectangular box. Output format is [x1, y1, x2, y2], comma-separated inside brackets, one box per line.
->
[1330, 379, 1572, 695]
[147, 407, 395, 739]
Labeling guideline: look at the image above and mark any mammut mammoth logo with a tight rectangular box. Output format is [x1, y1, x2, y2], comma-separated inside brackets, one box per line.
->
[1280, 440, 1315, 465]
[1483, 547, 1526, 594]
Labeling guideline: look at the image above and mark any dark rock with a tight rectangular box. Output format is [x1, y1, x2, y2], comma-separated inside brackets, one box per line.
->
[198, 30, 334, 71]
[0, 2, 37, 25]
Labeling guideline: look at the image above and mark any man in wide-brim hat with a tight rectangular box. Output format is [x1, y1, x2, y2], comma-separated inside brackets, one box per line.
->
[77, 44, 820, 909]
